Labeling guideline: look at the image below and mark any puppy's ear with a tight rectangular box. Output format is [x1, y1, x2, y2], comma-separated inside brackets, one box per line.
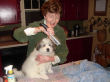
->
[52, 42, 56, 51]
[36, 44, 41, 50]
[36, 40, 42, 50]
[36, 38, 44, 50]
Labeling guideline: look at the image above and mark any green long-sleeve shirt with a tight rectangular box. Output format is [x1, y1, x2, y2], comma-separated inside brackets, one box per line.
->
[13, 20, 68, 64]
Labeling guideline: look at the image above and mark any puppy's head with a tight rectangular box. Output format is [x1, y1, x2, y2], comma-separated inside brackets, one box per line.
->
[36, 38, 55, 55]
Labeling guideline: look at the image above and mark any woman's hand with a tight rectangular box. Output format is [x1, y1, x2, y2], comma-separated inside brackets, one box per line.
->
[35, 25, 54, 36]
[35, 55, 55, 64]
[46, 23, 55, 35]
[47, 28, 54, 36]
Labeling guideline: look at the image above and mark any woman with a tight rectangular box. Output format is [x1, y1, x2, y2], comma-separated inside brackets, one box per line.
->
[13, 0, 68, 65]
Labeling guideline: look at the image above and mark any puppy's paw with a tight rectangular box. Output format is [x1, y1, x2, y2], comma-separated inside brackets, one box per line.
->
[13, 68, 24, 78]
[13, 68, 18, 72]
[48, 69, 53, 73]
[41, 74, 49, 80]
[31, 75, 41, 79]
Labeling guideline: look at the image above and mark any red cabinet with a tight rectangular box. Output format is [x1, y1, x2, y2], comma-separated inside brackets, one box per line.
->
[0, 53, 3, 76]
[77, 0, 88, 20]
[0, 0, 20, 25]
[60, 0, 88, 20]
[66, 36, 93, 63]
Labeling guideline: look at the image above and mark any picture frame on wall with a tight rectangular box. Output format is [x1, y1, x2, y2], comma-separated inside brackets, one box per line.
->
[94, 0, 108, 16]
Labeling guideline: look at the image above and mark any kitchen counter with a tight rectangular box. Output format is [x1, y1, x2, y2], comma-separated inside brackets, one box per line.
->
[0, 33, 93, 49]
[0, 41, 28, 49]
[67, 33, 93, 40]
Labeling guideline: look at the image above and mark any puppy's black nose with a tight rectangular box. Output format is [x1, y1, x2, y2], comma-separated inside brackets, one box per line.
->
[47, 48, 50, 52]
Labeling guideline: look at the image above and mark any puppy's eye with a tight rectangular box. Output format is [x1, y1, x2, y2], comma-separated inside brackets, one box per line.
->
[49, 44, 52, 46]
[43, 44, 45, 47]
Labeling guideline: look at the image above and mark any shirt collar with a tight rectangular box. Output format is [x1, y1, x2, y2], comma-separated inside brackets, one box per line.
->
[44, 19, 46, 24]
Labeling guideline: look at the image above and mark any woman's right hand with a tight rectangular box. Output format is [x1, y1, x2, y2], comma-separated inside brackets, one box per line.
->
[35, 26, 54, 36]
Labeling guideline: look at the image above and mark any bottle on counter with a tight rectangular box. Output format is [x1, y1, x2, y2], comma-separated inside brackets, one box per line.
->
[3, 76, 8, 82]
[4, 65, 16, 82]
[73, 24, 80, 37]
[4, 66, 8, 82]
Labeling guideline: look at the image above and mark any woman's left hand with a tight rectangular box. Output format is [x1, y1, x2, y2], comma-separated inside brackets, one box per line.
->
[47, 27, 55, 36]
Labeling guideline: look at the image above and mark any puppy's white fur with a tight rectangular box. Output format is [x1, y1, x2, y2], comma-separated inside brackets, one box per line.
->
[14, 38, 57, 79]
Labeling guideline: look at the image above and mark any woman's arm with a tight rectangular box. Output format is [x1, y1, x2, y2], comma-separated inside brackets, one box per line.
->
[13, 21, 43, 42]
[13, 27, 28, 42]
[35, 55, 60, 65]
[55, 26, 69, 64]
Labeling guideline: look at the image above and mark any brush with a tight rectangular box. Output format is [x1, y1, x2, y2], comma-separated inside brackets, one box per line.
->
[40, 23, 61, 46]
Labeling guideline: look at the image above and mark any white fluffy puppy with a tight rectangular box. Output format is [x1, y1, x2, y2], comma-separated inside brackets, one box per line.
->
[13, 38, 60, 79]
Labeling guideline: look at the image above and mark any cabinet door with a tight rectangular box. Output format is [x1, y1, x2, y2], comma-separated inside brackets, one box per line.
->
[60, 0, 88, 20]
[66, 37, 93, 63]
[0, 0, 20, 25]
[60, 0, 77, 20]
[78, 0, 88, 20]
[0, 53, 3, 76]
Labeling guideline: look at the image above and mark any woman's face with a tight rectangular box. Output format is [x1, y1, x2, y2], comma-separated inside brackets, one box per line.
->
[44, 12, 60, 28]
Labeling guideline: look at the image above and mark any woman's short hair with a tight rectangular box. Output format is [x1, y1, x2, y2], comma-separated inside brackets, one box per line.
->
[41, 0, 62, 16]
